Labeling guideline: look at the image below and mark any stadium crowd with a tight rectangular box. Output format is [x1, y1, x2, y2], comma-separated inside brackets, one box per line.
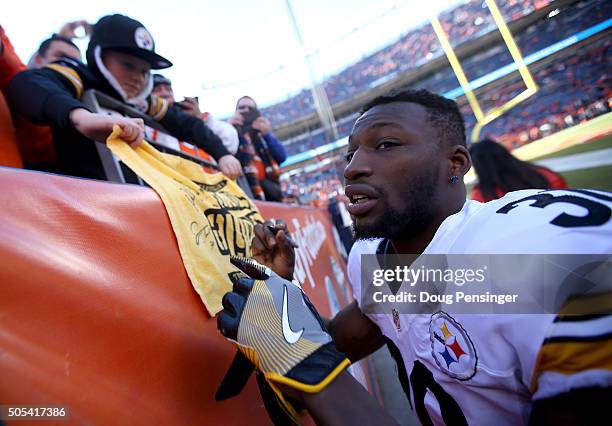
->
[463, 37, 611, 148]
[281, 160, 345, 207]
[282, 30, 610, 206]
[281, 0, 609, 157]
[260, 0, 559, 125]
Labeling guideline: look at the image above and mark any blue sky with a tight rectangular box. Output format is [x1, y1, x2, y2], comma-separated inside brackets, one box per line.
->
[4, 0, 460, 116]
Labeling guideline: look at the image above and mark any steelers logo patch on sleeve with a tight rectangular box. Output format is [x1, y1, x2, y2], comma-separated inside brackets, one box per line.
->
[429, 312, 478, 380]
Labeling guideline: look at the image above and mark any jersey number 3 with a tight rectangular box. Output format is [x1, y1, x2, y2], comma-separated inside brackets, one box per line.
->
[496, 189, 611, 228]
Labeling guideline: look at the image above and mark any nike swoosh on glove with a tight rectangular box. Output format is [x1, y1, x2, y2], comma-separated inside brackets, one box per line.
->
[217, 256, 350, 421]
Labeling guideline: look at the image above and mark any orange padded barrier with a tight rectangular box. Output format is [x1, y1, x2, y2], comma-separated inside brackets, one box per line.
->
[0, 93, 23, 168]
[0, 168, 360, 425]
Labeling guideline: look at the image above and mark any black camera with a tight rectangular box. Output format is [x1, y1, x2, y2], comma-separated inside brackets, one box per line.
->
[241, 107, 260, 132]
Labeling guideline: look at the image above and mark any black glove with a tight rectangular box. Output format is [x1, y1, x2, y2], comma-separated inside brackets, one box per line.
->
[217, 256, 350, 423]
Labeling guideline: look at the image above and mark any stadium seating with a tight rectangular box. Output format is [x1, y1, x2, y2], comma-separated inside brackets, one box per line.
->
[278, 0, 609, 159]
[261, 0, 565, 126]
[282, 34, 610, 204]
[462, 36, 611, 148]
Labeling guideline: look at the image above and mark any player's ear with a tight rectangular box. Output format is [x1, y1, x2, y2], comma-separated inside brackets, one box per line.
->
[448, 144, 471, 179]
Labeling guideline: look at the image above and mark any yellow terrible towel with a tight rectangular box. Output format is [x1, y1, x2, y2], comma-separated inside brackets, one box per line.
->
[107, 126, 263, 315]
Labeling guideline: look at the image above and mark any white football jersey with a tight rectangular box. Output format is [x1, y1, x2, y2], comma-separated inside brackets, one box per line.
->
[348, 189, 612, 425]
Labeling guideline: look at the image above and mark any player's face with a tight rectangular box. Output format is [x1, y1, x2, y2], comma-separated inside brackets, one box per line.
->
[344, 102, 444, 240]
[102, 50, 151, 98]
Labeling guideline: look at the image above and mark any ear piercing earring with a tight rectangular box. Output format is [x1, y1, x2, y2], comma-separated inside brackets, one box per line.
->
[449, 175, 460, 184]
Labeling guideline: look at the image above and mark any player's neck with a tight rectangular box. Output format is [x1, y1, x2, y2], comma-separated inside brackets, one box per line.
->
[390, 225, 436, 255]
[390, 201, 464, 254]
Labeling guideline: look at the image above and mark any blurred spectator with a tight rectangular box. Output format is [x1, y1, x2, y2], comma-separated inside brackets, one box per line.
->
[327, 196, 354, 252]
[30, 34, 81, 68]
[27, 20, 90, 68]
[230, 95, 286, 201]
[151, 74, 173, 99]
[5, 21, 92, 168]
[1, 26, 75, 169]
[469, 138, 568, 202]
[8, 14, 241, 180]
[0, 26, 24, 168]
[152, 74, 238, 154]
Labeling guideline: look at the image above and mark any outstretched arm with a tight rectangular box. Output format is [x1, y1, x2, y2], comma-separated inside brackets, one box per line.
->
[160, 105, 242, 179]
[330, 301, 385, 362]
[285, 370, 398, 426]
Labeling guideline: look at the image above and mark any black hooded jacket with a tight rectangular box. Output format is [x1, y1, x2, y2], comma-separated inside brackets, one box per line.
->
[7, 57, 230, 179]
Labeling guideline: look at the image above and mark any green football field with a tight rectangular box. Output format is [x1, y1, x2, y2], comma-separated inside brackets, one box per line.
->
[533, 134, 612, 192]
[559, 165, 612, 192]
[532, 135, 612, 161]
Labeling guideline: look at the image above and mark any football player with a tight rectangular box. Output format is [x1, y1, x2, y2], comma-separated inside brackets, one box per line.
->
[218, 89, 611, 425]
